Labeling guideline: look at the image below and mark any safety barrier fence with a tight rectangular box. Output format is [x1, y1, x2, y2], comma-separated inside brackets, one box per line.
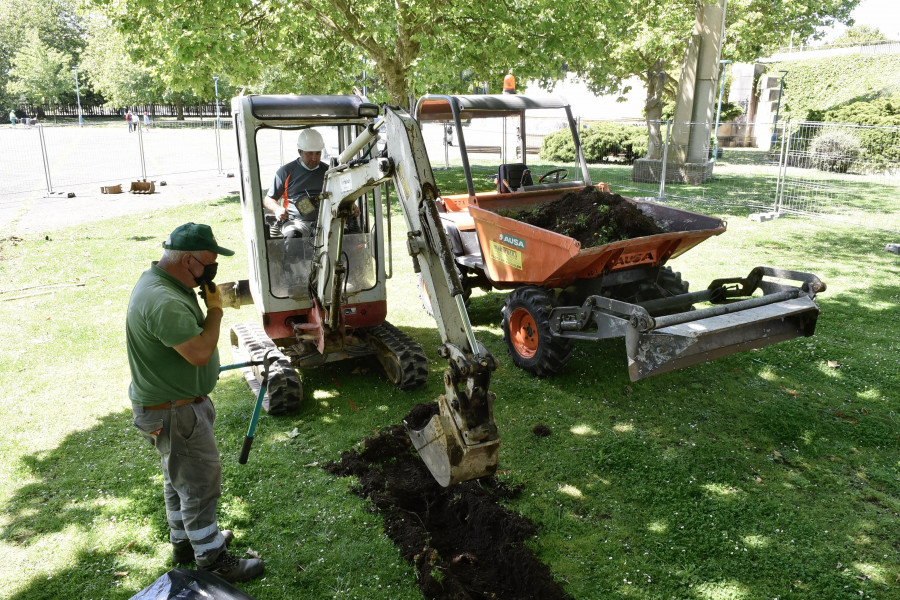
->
[0, 121, 238, 205]
[423, 117, 900, 233]
[2, 117, 898, 233]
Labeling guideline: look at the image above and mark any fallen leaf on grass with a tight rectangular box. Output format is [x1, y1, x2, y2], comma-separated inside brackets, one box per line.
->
[834, 411, 859, 424]
[827, 360, 840, 368]
[246, 549, 261, 559]
[114, 571, 129, 577]
[346, 398, 359, 411]
[287, 428, 300, 439]
[778, 386, 799, 396]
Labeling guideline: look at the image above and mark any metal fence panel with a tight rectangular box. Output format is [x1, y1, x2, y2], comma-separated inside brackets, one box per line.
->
[771, 121, 900, 232]
[2, 116, 898, 234]
[39, 123, 146, 191]
[0, 125, 46, 199]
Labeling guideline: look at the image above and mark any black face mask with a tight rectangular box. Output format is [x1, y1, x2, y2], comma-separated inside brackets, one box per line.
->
[194, 261, 218, 287]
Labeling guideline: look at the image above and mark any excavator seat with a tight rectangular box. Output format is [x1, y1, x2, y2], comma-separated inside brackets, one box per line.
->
[497, 163, 533, 193]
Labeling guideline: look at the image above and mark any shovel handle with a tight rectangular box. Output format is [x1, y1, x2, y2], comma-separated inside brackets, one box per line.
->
[237, 350, 275, 465]
[239, 436, 254, 464]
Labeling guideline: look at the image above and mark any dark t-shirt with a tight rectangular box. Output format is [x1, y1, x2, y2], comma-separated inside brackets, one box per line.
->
[267, 159, 328, 221]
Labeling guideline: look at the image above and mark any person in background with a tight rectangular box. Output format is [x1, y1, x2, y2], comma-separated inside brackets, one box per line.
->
[9, 110, 15, 126]
[126, 110, 133, 133]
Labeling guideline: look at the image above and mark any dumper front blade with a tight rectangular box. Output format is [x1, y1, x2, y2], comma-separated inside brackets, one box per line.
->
[626, 294, 820, 381]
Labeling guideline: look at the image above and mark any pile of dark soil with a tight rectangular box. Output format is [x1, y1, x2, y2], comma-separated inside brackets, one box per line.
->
[513, 186, 664, 248]
[325, 404, 572, 600]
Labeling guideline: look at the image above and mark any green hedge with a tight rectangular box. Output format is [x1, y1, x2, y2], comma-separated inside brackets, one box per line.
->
[765, 54, 900, 123]
[540, 122, 648, 164]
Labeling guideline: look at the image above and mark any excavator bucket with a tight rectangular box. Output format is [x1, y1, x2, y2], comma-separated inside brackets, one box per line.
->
[406, 397, 500, 487]
[129, 180, 155, 194]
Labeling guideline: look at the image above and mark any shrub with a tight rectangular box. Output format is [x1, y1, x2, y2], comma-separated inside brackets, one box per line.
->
[539, 128, 577, 162]
[540, 122, 648, 164]
[810, 129, 862, 173]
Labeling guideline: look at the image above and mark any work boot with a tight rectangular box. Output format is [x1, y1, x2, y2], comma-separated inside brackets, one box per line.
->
[201, 549, 265, 583]
[172, 529, 234, 565]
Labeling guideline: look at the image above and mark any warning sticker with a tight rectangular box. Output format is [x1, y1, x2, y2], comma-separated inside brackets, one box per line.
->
[489, 240, 523, 270]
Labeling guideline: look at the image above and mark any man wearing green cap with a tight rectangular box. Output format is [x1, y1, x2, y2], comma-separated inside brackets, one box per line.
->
[126, 222, 264, 583]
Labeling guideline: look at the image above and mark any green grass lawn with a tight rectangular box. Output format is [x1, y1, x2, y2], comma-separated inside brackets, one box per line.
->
[0, 173, 897, 599]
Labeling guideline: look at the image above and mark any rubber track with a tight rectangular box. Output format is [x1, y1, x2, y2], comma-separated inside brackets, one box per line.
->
[368, 321, 429, 390]
[230, 322, 302, 415]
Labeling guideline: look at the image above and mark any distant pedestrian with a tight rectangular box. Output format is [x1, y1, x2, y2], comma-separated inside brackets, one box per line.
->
[8, 110, 15, 126]
[144, 111, 150, 128]
[126, 110, 133, 132]
[132, 113, 140, 130]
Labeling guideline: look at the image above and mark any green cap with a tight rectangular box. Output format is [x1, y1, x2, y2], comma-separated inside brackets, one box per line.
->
[162, 222, 234, 256]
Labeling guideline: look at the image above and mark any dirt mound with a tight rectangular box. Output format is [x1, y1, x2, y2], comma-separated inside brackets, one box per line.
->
[325, 405, 572, 600]
[513, 186, 664, 248]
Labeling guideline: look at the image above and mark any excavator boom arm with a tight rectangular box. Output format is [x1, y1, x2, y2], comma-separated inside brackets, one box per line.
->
[311, 106, 500, 486]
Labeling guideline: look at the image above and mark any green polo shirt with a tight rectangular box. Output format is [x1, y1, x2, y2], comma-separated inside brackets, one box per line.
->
[126, 263, 220, 406]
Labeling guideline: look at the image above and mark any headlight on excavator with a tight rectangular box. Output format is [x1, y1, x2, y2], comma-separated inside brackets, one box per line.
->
[358, 103, 380, 118]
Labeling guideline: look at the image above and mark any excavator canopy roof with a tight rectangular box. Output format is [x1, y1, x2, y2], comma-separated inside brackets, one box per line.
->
[415, 94, 570, 122]
[245, 95, 379, 121]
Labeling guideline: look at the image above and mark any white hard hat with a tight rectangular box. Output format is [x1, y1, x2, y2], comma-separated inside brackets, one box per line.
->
[297, 129, 325, 152]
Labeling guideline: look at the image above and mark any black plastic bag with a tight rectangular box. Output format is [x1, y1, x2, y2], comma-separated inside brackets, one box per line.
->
[129, 568, 256, 600]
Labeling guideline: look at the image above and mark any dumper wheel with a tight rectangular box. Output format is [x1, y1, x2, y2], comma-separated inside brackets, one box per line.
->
[501, 287, 573, 377]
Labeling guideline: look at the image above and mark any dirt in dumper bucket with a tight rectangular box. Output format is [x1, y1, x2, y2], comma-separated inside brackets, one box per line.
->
[325, 403, 573, 600]
[512, 186, 664, 248]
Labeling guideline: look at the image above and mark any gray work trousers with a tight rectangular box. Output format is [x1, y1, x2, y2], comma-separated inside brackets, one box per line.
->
[132, 397, 227, 566]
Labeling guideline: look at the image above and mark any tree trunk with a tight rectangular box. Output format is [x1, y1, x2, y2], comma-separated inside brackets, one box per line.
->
[645, 59, 667, 160]
[176, 97, 184, 120]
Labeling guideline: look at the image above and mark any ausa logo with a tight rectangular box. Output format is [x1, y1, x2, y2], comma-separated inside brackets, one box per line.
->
[498, 232, 525, 250]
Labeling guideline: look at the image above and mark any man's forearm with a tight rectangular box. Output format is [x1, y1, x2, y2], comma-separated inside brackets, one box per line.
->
[174, 307, 224, 366]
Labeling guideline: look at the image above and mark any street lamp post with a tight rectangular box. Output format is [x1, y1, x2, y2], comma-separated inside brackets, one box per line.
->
[72, 66, 83, 126]
[213, 76, 221, 129]
[713, 59, 732, 160]
[213, 76, 223, 174]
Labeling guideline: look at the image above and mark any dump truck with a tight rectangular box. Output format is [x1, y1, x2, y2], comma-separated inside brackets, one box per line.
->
[414, 94, 826, 380]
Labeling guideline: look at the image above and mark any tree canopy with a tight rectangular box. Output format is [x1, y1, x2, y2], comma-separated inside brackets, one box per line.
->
[1, 0, 85, 108]
[89, 0, 622, 105]
[3, 0, 864, 117]
[832, 25, 889, 46]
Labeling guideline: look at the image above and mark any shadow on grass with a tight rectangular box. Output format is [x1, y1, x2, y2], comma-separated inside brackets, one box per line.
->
[0, 376, 301, 599]
[210, 194, 240, 207]
[0, 408, 167, 599]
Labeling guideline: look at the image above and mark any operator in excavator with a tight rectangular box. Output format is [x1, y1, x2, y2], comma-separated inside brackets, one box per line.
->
[263, 128, 329, 238]
[263, 128, 360, 238]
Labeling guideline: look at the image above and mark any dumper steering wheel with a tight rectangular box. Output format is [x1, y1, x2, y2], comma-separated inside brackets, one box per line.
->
[539, 168, 569, 184]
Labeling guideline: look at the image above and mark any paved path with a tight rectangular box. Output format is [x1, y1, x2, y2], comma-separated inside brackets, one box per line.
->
[1, 172, 241, 236]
